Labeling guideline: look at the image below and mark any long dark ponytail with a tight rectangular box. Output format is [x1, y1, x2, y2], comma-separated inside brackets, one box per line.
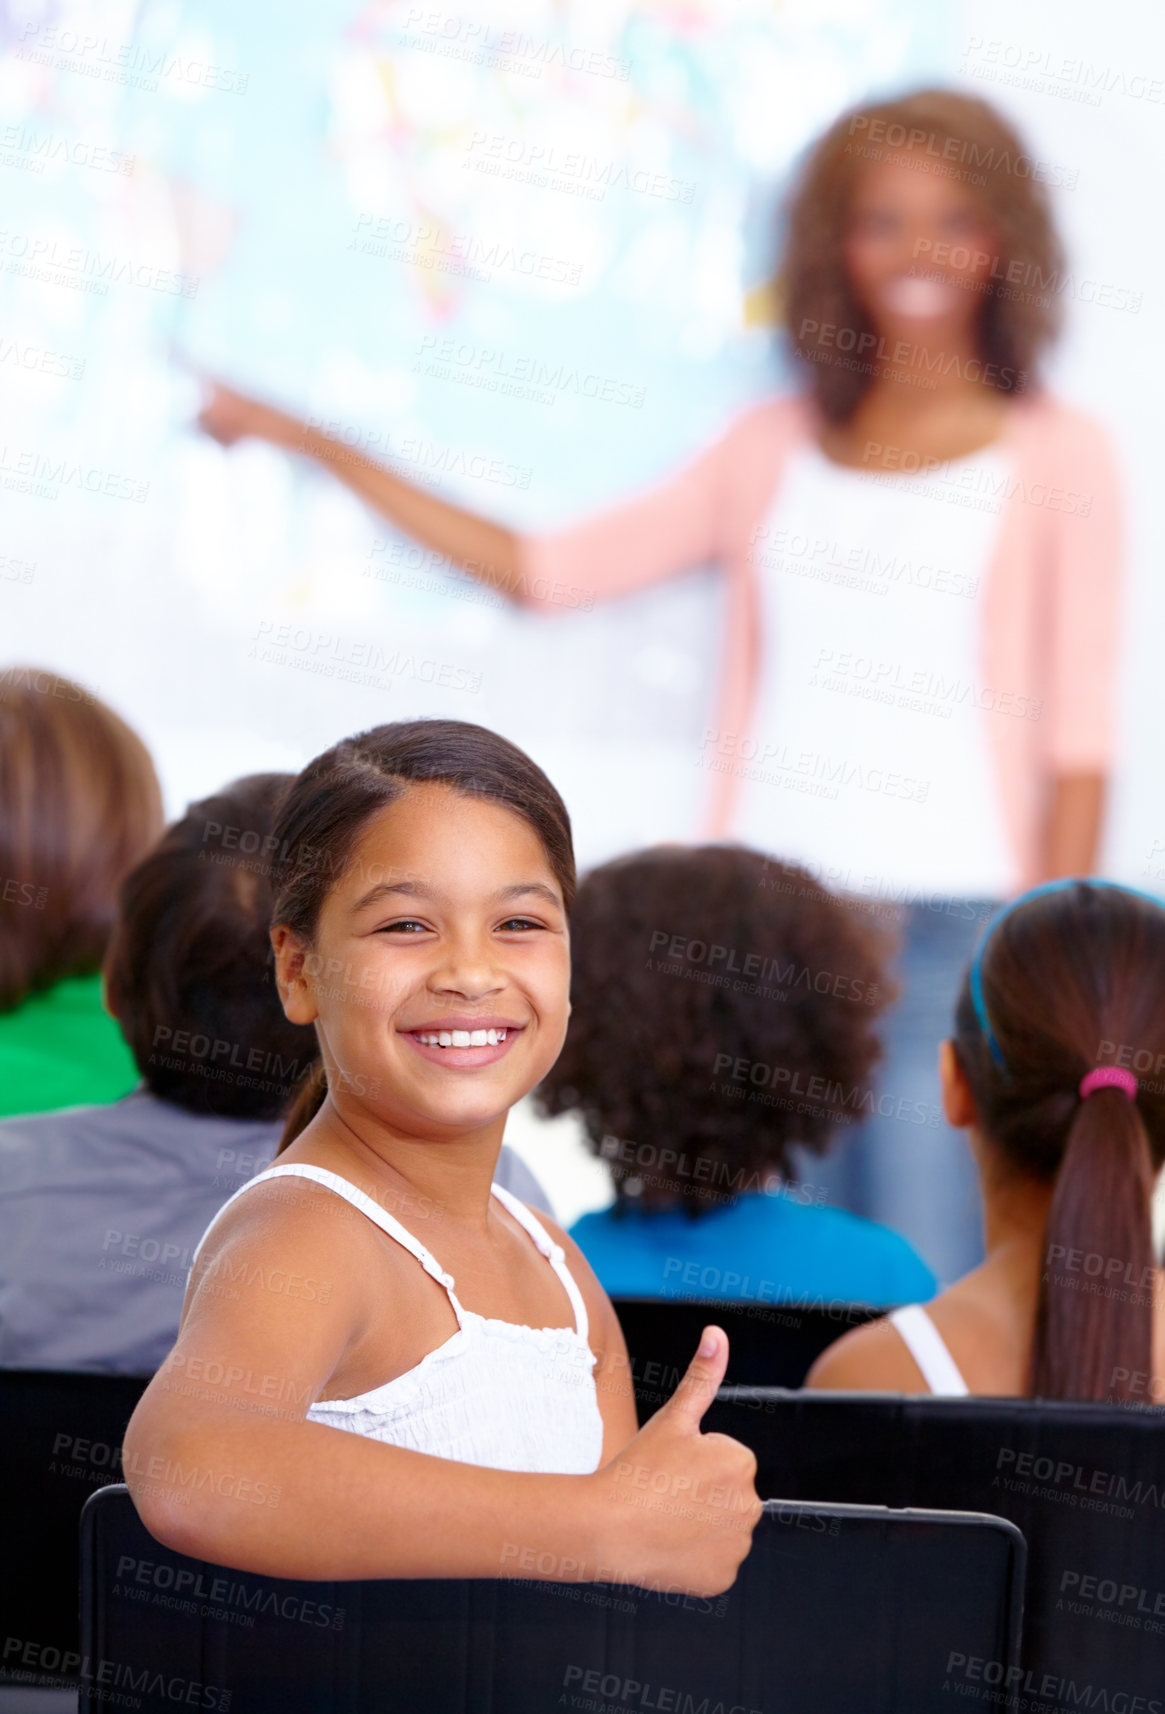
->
[953, 880, 1165, 1401]
[271, 719, 576, 1153]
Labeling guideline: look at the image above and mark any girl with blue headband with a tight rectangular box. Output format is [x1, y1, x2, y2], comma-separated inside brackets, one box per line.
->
[809, 879, 1165, 1401]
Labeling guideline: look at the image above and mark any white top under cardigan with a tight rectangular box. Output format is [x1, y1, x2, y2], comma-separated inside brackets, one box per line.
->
[737, 442, 1017, 898]
[191, 1163, 604, 1474]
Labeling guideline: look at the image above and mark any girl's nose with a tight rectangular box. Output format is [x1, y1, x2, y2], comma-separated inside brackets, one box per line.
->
[429, 947, 505, 1000]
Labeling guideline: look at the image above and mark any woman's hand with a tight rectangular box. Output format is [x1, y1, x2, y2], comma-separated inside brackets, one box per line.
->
[194, 376, 522, 594]
[587, 1326, 761, 1596]
[198, 380, 303, 450]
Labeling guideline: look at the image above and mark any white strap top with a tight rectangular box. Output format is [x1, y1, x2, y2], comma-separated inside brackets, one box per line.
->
[191, 1163, 604, 1474]
[888, 1305, 970, 1397]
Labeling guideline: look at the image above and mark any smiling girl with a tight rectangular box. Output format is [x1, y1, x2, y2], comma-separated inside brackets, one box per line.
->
[123, 720, 760, 1591]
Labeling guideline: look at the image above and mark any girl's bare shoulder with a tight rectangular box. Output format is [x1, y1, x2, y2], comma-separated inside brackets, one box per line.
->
[805, 1309, 933, 1394]
[186, 1172, 408, 1321]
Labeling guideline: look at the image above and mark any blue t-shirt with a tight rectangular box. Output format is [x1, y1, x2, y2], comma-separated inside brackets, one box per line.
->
[571, 1189, 937, 1307]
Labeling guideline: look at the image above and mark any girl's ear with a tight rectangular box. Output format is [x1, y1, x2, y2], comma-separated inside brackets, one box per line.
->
[938, 1039, 977, 1129]
[271, 924, 318, 1026]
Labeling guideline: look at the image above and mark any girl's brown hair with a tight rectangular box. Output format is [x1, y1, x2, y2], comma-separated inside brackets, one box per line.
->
[0, 667, 163, 1011]
[104, 773, 317, 1119]
[272, 719, 575, 1150]
[538, 846, 894, 1214]
[781, 87, 1064, 423]
[953, 882, 1165, 1402]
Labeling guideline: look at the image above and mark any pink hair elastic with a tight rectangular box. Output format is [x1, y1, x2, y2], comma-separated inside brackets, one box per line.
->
[1079, 1066, 1138, 1101]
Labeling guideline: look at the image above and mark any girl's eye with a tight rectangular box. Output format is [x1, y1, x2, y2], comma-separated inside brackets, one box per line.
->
[498, 917, 543, 932]
[378, 919, 430, 935]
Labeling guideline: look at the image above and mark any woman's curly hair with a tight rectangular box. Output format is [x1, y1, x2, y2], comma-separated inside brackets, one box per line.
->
[537, 846, 897, 1216]
[781, 87, 1065, 423]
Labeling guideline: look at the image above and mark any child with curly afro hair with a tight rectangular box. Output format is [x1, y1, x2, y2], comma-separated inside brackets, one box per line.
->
[539, 845, 936, 1306]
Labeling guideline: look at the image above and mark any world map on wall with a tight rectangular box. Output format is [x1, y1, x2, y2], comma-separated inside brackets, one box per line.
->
[1, 0, 947, 855]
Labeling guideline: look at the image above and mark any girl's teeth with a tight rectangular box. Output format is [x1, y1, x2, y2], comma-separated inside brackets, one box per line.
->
[414, 1028, 510, 1048]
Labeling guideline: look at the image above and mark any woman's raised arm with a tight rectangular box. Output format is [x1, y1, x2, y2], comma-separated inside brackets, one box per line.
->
[198, 380, 739, 613]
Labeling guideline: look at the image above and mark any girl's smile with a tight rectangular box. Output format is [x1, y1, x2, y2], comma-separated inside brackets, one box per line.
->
[401, 1018, 525, 1070]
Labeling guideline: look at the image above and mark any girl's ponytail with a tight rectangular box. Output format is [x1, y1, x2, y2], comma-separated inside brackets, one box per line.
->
[1032, 1083, 1155, 1400]
[277, 1062, 328, 1156]
[953, 879, 1165, 1403]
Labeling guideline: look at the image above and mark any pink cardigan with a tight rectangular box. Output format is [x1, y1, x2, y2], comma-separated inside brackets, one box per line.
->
[521, 392, 1123, 889]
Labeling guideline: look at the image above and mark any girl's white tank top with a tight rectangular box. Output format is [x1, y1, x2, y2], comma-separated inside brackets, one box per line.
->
[191, 1163, 604, 1475]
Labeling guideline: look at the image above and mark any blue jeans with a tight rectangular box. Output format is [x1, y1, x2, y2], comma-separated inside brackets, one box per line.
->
[789, 899, 996, 1286]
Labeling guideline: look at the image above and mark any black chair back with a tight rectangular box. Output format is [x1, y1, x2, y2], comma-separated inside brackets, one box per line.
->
[79, 1483, 1024, 1713]
[707, 1387, 1165, 1699]
[611, 1297, 878, 1419]
[0, 1368, 150, 1690]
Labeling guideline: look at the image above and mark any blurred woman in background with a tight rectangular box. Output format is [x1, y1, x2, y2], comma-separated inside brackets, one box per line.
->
[0, 667, 163, 1116]
[199, 89, 1122, 1281]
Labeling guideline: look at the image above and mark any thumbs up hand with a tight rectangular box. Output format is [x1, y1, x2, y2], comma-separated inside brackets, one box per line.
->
[591, 1327, 761, 1596]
